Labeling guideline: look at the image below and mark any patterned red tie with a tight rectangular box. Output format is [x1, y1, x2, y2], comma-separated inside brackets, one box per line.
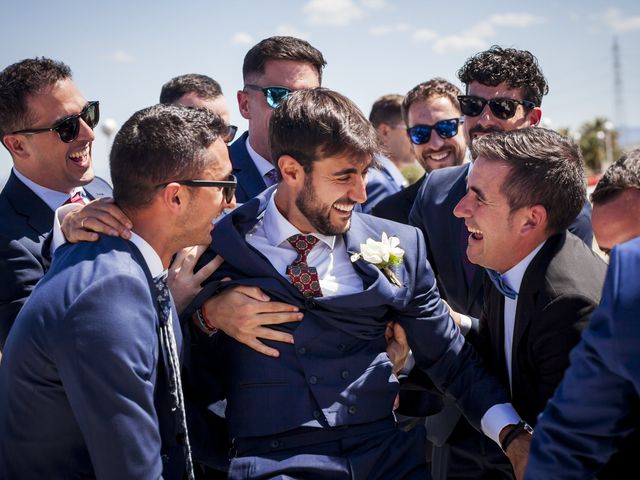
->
[286, 234, 323, 298]
[63, 192, 86, 205]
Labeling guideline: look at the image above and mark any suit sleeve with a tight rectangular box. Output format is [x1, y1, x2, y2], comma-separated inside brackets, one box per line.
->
[52, 273, 164, 480]
[363, 169, 395, 213]
[0, 235, 46, 349]
[396, 227, 510, 429]
[526, 246, 640, 480]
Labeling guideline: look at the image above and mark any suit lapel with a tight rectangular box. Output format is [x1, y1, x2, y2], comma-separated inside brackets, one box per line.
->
[4, 171, 54, 236]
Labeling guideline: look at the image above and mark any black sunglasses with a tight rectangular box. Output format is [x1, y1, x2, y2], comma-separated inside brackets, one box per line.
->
[11, 101, 100, 143]
[458, 95, 536, 120]
[224, 124, 238, 144]
[156, 173, 237, 203]
[407, 118, 464, 145]
[244, 84, 292, 109]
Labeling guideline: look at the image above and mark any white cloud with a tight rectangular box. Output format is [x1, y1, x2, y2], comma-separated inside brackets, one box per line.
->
[232, 32, 254, 45]
[604, 8, 640, 33]
[360, 0, 386, 9]
[109, 50, 134, 63]
[489, 13, 545, 28]
[412, 28, 437, 41]
[369, 23, 410, 36]
[433, 35, 489, 54]
[304, 0, 363, 26]
[274, 24, 310, 39]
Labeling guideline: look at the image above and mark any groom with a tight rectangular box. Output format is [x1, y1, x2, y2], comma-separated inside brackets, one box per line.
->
[190, 88, 531, 479]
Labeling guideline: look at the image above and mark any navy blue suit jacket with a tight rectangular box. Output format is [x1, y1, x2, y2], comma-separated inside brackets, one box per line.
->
[526, 236, 640, 480]
[372, 174, 425, 225]
[0, 235, 188, 479]
[362, 159, 403, 213]
[229, 131, 268, 204]
[190, 187, 509, 443]
[0, 171, 112, 349]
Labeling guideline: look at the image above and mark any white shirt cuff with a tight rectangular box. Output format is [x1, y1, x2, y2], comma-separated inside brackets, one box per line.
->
[398, 350, 415, 377]
[458, 314, 473, 335]
[480, 402, 521, 447]
[51, 204, 79, 254]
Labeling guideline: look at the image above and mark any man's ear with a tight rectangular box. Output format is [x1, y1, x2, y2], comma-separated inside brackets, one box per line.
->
[160, 183, 186, 213]
[529, 107, 542, 127]
[3, 134, 30, 160]
[520, 204, 547, 235]
[237, 90, 250, 120]
[278, 155, 304, 186]
[376, 123, 389, 140]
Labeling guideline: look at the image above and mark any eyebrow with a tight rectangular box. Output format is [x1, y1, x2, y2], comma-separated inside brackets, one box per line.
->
[469, 185, 487, 202]
[332, 167, 361, 176]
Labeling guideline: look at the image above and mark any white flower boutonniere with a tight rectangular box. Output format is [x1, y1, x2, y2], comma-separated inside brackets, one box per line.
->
[350, 232, 404, 287]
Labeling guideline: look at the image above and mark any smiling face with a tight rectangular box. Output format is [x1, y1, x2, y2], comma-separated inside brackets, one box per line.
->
[237, 59, 320, 161]
[284, 153, 369, 235]
[453, 155, 532, 273]
[407, 95, 467, 172]
[12, 78, 95, 192]
[463, 81, 541, 147]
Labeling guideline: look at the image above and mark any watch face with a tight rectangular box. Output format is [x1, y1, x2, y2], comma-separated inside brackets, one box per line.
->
[524, 423, 534, 434]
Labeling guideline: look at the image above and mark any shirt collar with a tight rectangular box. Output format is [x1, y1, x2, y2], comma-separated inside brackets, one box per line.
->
[13, 167, 85, 211]
[246, 136, 277, 178]
[502, 240, 546, 295]
[129, 231, 164, 277]
[263, 190, 336, 250]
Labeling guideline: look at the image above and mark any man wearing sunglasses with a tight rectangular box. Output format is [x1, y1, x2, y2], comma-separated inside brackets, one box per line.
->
[160, 73, 238, 144]
[407, 47, 595, 480]
[372, 78, 466, 224]
[231, 36, 326, 203]
[0, 104, 234, 479]
[0, 57, 112, 350]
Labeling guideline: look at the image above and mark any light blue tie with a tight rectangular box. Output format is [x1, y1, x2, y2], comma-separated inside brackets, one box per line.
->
[485, 269, 518, 300]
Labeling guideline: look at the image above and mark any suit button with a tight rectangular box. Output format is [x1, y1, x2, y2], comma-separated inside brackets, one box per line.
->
[341, 370, 349, 380]
[309, 375, 318, 385]
[270, 440, 280, 449]
[298, 347, 306, 355]
[337, 343, 345, 351]
[306, 299, 317, 308]
[161, 454, 170, 464]
[176, 432, 186, 445]
[348, 406, 357, 415]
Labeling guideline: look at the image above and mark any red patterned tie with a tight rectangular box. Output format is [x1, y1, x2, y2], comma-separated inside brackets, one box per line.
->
[286, 234, 323, 298]
[63, 192, 86, 205]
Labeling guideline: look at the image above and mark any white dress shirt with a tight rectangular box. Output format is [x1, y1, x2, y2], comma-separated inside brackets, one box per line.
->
[13, 167, 87, 211]
[245, 190, 363, 296]
[246, 137, 279, 187]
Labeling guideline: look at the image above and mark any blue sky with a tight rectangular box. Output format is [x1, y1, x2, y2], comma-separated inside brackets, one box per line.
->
[1, 0, 639, 182]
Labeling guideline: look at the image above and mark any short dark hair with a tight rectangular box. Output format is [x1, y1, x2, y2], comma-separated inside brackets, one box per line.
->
[110, 104, 227, 210]
[591, 148, 640, 205]
[242, 36, 326, 84]
[159, 74, 223, 104]
[457, 46, 549, 106]
[0, 57, 72, 138]
[269, 88, 379, 174]
[369, 94, 404, 128]
[471, 127, 585, 235]
[402, 78, 462, 125]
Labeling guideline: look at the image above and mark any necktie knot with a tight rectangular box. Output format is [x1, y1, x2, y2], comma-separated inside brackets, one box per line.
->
[486, 269, 518, 300]
[286, 234, 322, 298]
[265, 168, 279, 187]
[64, 191, 86, 206]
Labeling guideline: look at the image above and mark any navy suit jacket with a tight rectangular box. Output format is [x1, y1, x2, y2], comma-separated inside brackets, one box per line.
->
[189, 187, 509, 443]
[372, 174, 425, 225]
[0, 171, 112, 349]
[229, 131, 268, 204]
[0, 235, 188, 479]
[362, 158, 404, 213]
[526, 236, 640, 480]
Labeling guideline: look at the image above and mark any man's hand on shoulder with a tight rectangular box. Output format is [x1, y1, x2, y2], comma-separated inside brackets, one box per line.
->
[194, 285, 303, 357]
[61, 198, 132, 243]
[168, 246, 223, 314]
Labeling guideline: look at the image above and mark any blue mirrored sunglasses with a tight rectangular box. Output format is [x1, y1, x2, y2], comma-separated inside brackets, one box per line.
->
[407, 117, 464, 145]
[244, 84, 292, 109]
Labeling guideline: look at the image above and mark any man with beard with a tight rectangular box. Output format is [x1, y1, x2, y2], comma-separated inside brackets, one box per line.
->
[187, 88, 533, 480]
[372, 78, 466, 224]
[0, 58, 112, 349]
[407, 47, 593, 480]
